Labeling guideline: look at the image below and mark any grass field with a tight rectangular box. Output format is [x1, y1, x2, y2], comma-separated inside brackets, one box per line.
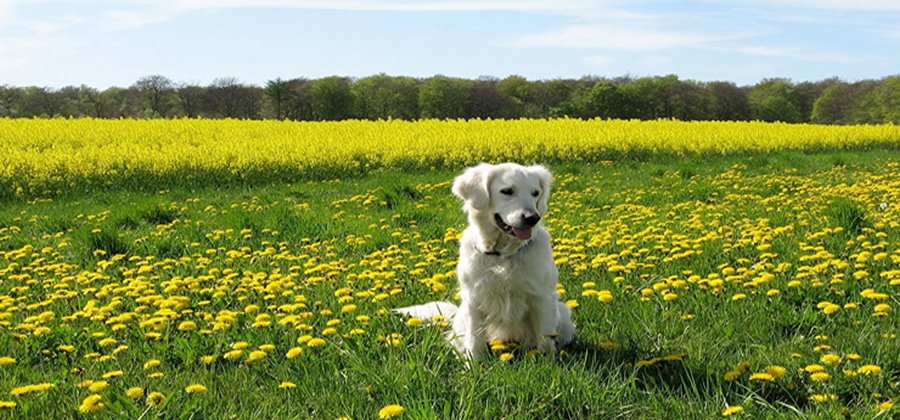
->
[0, 120, 898, 418]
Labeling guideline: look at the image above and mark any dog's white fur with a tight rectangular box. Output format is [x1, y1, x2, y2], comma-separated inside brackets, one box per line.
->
[396, 163, 575, 359]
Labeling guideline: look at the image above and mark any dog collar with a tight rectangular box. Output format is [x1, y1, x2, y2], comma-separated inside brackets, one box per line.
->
[480, 239, 531, 257]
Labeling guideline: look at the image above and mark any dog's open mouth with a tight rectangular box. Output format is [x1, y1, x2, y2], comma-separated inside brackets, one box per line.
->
[494, 214, 533, 241]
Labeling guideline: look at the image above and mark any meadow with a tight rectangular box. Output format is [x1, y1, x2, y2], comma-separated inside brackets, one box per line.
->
[0, 119, 898, 418]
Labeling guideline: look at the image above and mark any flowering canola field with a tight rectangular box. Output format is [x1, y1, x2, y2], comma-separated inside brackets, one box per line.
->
[0, 119, 898, 418]
[1, 118, 899, 198]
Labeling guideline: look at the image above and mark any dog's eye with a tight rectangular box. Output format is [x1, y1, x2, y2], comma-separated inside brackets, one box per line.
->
[531, 190, 540, 198]
[500, 188, 514, 196]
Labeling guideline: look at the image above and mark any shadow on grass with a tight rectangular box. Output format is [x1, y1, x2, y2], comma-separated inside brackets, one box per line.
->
[561, 338, 811, 412]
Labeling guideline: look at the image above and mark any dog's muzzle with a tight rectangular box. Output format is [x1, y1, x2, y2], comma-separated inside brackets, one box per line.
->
[494, 212, 540, 241]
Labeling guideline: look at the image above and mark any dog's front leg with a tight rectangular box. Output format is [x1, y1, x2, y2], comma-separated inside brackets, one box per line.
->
[455, 301, 488, 359]
[528, 296, 558, 355]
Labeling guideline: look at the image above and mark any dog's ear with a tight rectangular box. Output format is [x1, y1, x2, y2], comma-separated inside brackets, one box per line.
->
[530, 165, 552, 215]
[452, 163, 493, 210]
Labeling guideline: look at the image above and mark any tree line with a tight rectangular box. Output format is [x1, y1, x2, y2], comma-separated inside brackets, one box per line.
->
[0, 74, 897, 124]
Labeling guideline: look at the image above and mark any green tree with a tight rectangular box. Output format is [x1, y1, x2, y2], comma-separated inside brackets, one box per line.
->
[265, 78, 292, 120]
[133, 75, 174, 117]
[748, 79, 801, 122]
[418, 75, 472, 119]
[311, 76, 355, 120]
[352, 74, 419, 120]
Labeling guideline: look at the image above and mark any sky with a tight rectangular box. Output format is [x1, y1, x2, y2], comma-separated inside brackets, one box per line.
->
[0, 0, 898, 88]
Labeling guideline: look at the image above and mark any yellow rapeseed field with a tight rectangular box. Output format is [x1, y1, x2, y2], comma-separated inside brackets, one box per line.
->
[1, 118, 899, 197]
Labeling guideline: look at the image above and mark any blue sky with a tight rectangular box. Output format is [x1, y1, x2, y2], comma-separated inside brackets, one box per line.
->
[1, 0, 898, 88]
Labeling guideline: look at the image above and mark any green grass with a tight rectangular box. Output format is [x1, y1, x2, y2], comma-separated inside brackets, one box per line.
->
[0, 149, 898, 418]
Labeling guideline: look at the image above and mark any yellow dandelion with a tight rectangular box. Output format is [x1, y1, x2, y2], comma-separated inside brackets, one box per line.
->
[185, 384, 208, 394]
[0, 401, 16, 409]
[721, 405, 743, 416]
[279, 381, 297, 389]
[597, 291, 614, 303]
[78, 394, 104, 413]
[102, 370, 123, 379]
[10, 383, 55, 396]
[878, 400, 894, 411]
[307, 338, 327, 348]
[724, 370, 741, 381]
[765, 365, 786, 378]
[810, 372, 830, 382]
[820, 354, 841, 365]
[246, 350, 266, 363]
[378, 404, 405, 419]
[146, 391, 166, 408]
[0, 357, 15, 366]
[223, 349, 243, 360]
[200, 355, 217, 365]
[143, 359, 161, 369]
[405, 317, 423, 327]
[286, 347, 303, 359]
[88, 381, 108, 392]
[857, 364, 882, 375]
[749, 372, 775, 382]
[499, 353, 514, 362]
[126, 387, 144, 398]
[803, 364, 826, 373]
[808, 393, 837, 403]
[178, 320, 197, 331]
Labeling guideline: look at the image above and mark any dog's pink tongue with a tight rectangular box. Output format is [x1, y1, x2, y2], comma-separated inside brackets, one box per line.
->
[512, 227, 533, 240]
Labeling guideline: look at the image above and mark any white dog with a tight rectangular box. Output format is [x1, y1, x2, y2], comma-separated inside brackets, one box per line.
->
[396, 163, 575, 359]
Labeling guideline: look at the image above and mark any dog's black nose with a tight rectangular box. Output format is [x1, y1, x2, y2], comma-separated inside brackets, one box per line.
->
[523, 212, 541, 227]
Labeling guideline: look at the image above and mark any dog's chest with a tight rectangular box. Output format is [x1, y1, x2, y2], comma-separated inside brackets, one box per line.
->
[467, 255, 542, 322]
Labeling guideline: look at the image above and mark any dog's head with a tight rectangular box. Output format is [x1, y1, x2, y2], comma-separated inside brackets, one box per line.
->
[452, 163, 551, 241]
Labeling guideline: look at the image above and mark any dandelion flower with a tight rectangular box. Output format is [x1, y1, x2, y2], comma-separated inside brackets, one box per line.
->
[808, 393, 837, 403]
[146, 391, 166, 408]
[200, 355, 217, 365]
[307, 338, 327, 348]
[810, 372, 830, 382]
[286, 347, 303, 359]
[749, 372, 775, 382]
[405, 317, 423, 327]
[178, 320, 197, 331]
[597, 291, 614, 303]
[88, 381, 108, 392]
[0, 401, 16, 409]
[185, 384, 208, 394]
[279, 381, 296, 389]
[820, 354, 841, 365]
[126, 387, 144, 398]
[724, 370, 741, 381]
[10, 383, 55, 396]
[803, 364, 826, 373]
[765, 365, 786, 378]
[499, 353, 514, 362]
[721, 405, 743, 416]
[0, 357, 15, 366]
[223, 349, 243, 360]
[78, 394, 104, 413]
[102, 370, 123, 379]
[143, 359, 161, 369]
[378, 404, 405, 419]
[857, 364, 882, 375]
[878, 400, 894, 411]
[246, 350, 266, 363]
